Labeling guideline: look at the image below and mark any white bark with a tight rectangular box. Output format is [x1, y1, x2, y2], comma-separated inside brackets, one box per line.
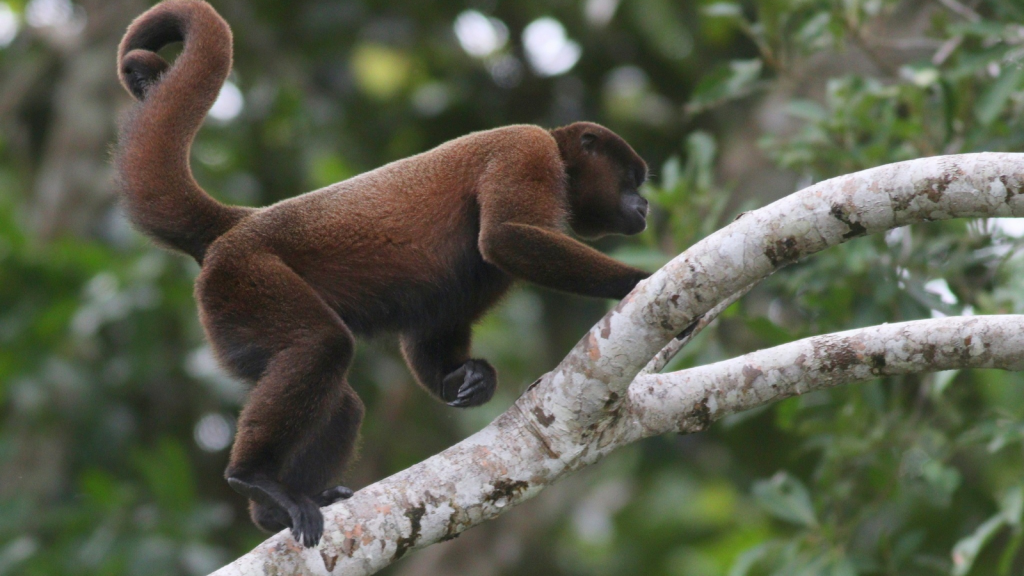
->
[628, 316, 1024, 438]
[211, 153, 1024, 576]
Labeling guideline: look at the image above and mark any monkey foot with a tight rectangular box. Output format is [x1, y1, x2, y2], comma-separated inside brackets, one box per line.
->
[228, 475, 324, 548]
[315, 485, 354, 506]
[444, 359, 496, 408]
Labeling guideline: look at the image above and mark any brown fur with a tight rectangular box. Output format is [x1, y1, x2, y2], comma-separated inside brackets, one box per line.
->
[115, 0, 650, 548]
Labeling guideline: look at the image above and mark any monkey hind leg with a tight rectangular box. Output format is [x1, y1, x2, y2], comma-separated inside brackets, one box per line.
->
[232, 352, 362, 546]
[279, 380, 364, 498]
[196, 251, 361, 547]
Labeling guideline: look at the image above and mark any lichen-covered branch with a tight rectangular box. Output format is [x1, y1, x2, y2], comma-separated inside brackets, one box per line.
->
[210, 153, 1024, 576]
[627, 316, 1024, 439]
[640, 279, 760, 375]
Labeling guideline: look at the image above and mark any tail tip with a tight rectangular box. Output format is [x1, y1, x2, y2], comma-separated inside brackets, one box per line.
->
[120, 49, 171, 100]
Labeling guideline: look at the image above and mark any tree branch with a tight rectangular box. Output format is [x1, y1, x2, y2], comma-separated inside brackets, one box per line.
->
[210, 153, 1024, 576]
[640, 278, 760, 375]
[628, 315, 1024, 438]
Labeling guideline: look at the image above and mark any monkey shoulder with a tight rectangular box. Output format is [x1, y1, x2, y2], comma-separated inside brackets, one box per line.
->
[478, 125, 560, 170]
[448, 125, 566, 200]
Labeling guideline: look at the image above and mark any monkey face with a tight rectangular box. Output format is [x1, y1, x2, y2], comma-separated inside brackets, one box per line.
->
[556, 122, 649, 239]
[614, 163, 650, 236]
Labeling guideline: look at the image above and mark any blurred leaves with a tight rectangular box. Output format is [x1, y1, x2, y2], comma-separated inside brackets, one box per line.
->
[752, 472, 818, 528]
[686, 59, 764, 116]
[351, 44, 413, 100]
[951, 487, 1024, 576]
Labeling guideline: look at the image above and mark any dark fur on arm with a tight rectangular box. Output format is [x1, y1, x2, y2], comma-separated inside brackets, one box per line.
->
[481, 222, 648, 299]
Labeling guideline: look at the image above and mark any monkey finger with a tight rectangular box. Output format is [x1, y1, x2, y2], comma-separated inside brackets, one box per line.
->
[448, 393, 481, 407]
[441, 366, 470, 401]
[450, 384, 493, 408]
[456, 385, 481, 399]
[457, 376, 485, 396]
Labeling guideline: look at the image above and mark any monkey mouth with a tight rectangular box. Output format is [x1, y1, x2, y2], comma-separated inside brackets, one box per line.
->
[624, 213, 648, 235]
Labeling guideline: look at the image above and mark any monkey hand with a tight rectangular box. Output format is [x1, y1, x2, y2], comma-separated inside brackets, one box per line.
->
[625, 270, 652, 297]
[600, 269, 652, 300]
[443, 359, 497, 408]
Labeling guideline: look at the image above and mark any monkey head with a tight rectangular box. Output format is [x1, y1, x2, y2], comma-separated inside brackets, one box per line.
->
[550, 122, 649, 239]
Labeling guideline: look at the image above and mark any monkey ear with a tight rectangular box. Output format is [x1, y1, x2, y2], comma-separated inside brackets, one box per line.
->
[580, 132, 598, 150]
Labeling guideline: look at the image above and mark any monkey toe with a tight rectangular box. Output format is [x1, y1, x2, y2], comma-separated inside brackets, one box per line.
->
[445, 359, 496, 408]
[290, 501, 325, 548]
[227, 476, 268, 505]
[315, 485, 354, 507]
[227, 476, 286, 514]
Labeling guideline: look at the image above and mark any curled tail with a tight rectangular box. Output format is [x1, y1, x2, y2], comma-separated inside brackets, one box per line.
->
[115, 0, 253, 264]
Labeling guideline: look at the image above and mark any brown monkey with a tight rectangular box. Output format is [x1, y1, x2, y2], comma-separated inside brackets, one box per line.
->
[116, 0, 650, 548]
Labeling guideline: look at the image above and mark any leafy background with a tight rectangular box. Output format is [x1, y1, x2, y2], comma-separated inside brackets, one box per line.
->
[1, 0, 1024, 574]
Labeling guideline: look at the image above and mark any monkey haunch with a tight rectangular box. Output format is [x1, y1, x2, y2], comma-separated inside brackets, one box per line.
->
[116, 0, 650, 548]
